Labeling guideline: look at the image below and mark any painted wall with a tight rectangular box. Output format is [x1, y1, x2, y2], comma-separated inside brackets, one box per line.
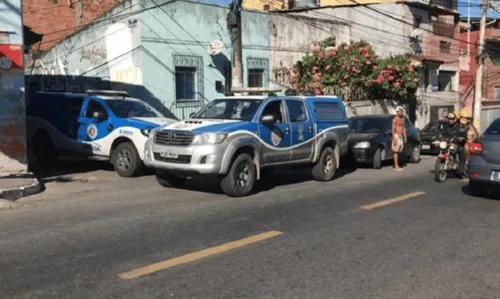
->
[268, 13, 350, 87]
[140, 0, 235, 119]
[28, 0, 145, 106]
[241, 10, 272, 89]
[0, 0, 26, 172]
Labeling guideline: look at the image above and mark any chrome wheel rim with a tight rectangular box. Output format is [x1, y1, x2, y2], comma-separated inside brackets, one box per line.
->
[236, 163, 250, 188]
[116, 149, 132, 170]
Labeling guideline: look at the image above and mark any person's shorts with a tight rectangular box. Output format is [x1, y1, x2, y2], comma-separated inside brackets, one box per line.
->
[392, 134, 404, 153]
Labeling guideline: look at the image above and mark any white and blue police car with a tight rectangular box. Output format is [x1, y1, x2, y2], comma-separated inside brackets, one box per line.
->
[26, 90, 176, 177]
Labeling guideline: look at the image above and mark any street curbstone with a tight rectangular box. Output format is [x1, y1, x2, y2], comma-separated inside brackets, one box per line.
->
[0, 177, 44, 201]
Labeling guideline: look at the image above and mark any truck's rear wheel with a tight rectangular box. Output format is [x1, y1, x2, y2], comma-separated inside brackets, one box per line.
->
[312, 146, 337, 181]
[112, 142, 142, 177]
[32, 132, 58, 167]
[220, 153, 256, 197]
[155, 171, 186, 188]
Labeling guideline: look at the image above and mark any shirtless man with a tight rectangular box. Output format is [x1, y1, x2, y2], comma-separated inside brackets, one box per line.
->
[392, 106, 407, 171]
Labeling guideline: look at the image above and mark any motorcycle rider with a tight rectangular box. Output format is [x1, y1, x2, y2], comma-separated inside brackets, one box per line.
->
[459, 108, 479, 166]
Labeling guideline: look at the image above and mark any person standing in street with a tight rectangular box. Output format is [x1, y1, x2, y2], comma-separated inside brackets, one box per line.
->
[392, 106, 407, 171]
[459, 108, 479, 166]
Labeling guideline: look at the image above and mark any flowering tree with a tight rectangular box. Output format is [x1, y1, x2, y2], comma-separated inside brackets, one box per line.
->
[289, 39, 420, 100]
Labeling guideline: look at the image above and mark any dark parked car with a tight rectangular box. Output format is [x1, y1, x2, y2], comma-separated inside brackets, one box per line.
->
[348, 114, 421, 169]
[420, 120, 450, 155]
[467, 117, 500, 197]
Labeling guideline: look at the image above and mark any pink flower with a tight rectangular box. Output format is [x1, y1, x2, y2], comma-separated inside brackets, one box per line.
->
[394, 82, 400, 87]
[325, 64, 331, 71]
[373, 65, 378, 70]
[366, 60, 372, 65]
[312, 73, 322, 81]
[413, 78, 419, 82]
[312, 81, 322, 88]
[388, 76, 395, 81]
[312, 66, 319, 72]
[314, 89, 322, 95]
[343, 45, 350, 51]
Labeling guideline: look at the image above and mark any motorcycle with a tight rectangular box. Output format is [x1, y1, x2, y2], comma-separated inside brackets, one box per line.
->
[433, 136, 465, 182]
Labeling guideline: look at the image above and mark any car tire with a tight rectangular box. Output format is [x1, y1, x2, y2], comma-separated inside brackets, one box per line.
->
[112, 142, 143, 177]
[372, 148, 383, 169]
[220, 153, 256, 197]
[469, 181, 486, 197]
[409, 145, 421, 164]
[155, 171, 186, 188]
[32, 131, 58, 167]
[312, 146, 337, 181]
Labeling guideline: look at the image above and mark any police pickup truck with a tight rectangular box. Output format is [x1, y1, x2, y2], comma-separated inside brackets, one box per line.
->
[26, 90, 176, 177]
[144, 95, 349, 197]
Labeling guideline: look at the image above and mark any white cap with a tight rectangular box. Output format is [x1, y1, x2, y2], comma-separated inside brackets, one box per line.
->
[395, 106, 404, 112]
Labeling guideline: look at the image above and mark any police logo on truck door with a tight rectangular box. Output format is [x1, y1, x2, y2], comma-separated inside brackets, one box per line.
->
[87, 124, 98, 139]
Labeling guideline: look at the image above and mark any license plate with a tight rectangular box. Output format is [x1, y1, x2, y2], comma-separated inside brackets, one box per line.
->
[160, 152, 178, 159]
[422, 144, 430, 150]
[491, 171, 500, 181]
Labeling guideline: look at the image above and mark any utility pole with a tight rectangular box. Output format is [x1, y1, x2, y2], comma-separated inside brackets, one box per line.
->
[473, 0, 488, 132]
[467, 0, 471, 55]
[227, 0, 243, 91]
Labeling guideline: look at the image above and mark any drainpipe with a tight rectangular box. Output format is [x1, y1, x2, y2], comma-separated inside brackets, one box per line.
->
[76, 0, 83, 26]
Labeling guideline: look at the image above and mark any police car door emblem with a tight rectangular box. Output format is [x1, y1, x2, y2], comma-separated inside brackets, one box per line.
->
[297, 125, 304, 141]
[271, 131, 281, 146]
[87, 124, 98, 140]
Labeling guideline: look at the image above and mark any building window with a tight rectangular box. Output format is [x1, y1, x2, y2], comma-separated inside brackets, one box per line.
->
[495, 87, 500, 99]
[175, 67, 196, 102]
[414, 15, 423, 29]
[486, 42, 500, 65]
[439, 41, 451, 54]
[173, 54, 204, 104]
[438, 71, 455, 92]
[246, 57, 269, 88]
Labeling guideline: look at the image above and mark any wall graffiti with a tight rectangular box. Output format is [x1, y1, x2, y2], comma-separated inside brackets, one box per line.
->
[80, 45, 107, 65]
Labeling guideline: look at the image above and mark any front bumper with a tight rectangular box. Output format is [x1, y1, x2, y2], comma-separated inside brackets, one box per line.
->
[143, 139, 227, 175]
[351, 147, 376, 163]
[467, 155, 500, 185]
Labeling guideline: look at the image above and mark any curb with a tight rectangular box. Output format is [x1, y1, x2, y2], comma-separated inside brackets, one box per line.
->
[0, 178, 44, 201]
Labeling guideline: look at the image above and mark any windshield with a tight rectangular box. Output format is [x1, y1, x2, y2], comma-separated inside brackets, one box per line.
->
[105, 99, 164, 118]
[192, 99, 263, 121]
[422, 121, 449, 133]
[485, 119, 500, 135]
[349, 118, 387, 133]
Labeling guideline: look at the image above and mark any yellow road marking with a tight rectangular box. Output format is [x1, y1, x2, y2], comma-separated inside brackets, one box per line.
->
[118, 230, 283, 280]
[360, 191, 426, 210]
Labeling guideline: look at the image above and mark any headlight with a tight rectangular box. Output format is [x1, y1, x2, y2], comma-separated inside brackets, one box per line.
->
[140, 128, 154, 137]
[439, 141, 448, 150]
[192, 133, 227, 145]
[354, 141, 371, 149]
[432, 140, 440, 146]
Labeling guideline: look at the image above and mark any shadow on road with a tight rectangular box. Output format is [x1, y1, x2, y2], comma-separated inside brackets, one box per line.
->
[175, 163, 358, 196]
[29, 157, 116, 183]
[461, 184, 500, 200]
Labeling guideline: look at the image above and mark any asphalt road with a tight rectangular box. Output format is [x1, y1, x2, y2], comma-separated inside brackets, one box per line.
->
[1, 157, 500, 299]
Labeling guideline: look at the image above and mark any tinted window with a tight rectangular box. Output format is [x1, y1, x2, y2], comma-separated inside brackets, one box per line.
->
[286, 100, 307, 122]
[85, 100, 107, 118]
[422, 122, 439, 132]
[261, 101, 285, 123]
[192, 99, 262, 121]
[349, 118, 387, 133]
[105, 99, 163, 118]
[314, 102, 344, 121]
[485, 119, 500, 135]
[62, 97, 84, 117]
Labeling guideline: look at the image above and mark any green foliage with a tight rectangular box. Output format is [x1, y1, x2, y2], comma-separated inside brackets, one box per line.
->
[290, 39, 420, 100]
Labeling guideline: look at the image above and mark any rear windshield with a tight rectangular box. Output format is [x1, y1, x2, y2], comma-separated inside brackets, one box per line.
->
[485, 119, 500, 135]
[313, 102, 344, 121]
[349, 118, 387, 133]
[422, 121, 449, 133]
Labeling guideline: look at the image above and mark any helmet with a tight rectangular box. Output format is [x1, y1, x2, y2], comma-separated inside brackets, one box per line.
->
[460, 108, 472, 119]
[446, 112, 457, 120]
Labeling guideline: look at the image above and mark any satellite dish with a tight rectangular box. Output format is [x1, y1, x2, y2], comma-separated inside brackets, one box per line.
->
[208, 40, 224, 55]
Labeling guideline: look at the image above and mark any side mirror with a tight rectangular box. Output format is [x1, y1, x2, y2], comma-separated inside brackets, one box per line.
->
[260, 114, 275, 124]
[92, 111, 106, 121]
[189, 112, 195, 118]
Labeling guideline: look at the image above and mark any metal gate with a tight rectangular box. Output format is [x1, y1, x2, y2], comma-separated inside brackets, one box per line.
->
[480, 105, 500, 133]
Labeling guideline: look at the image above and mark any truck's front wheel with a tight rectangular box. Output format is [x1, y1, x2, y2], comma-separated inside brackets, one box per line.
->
[112, 142, 143, 177]
[312, 146, 337, 181]
[155, 171, 186, 188]
[220, 153, 256, 197]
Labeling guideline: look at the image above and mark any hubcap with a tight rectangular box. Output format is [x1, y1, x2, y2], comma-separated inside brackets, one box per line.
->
[413, 147, 420, 160]
[324, 154, 333, 173]
[236, 163, 250, 188]
[116, 149, 132, 170]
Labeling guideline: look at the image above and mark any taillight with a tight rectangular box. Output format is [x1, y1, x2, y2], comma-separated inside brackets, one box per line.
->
[470, 142, 483, 155]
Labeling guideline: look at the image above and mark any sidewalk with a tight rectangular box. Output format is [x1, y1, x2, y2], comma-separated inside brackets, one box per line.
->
[0, 173, 43, 200]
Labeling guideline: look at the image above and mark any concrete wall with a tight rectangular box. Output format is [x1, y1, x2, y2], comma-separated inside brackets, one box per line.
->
[290, 4, 413, 58]
[268, 13, 350, 87]
[140, 0, 234, 119]
[0, 0, 26, 172]
[28, 0, 144, 104]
